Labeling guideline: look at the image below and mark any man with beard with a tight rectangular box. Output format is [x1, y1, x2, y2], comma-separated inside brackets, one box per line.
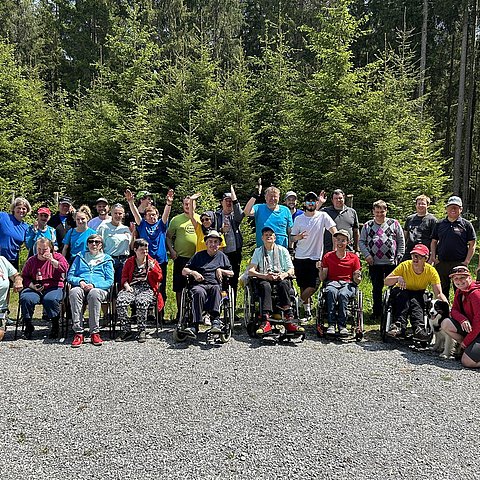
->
[88, 197, 112, 231]
[48, 196, 76, 252]
[290, 192, 337, 319]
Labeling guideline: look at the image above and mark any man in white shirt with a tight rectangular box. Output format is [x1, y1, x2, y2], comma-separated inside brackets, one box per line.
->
[88, 197, 112, 230]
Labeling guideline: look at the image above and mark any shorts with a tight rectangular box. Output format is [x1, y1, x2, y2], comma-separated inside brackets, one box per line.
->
[450, 318, 480, 363]
[293, 258, 320, 289]
[173, 256, 191, 292]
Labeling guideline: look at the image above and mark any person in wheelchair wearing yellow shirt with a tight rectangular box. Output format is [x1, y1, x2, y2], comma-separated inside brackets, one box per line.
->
[384, 244, 448, 341]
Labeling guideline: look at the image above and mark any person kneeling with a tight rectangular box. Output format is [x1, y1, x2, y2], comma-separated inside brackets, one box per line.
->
[384, 244, 447, 341]
[182, 231, 233, 337]
[441, 266, 480, 368]
[320, 230, 361, 337]
[248, 226, 303, 336]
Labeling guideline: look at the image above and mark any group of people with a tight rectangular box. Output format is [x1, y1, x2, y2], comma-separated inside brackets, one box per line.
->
[0, 186, 479, 367]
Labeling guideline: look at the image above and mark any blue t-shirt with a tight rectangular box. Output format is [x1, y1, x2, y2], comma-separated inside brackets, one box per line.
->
[63, 227, 96, 260]
[0, 212, 28, 262]
[252, 204, 293, 248]
[137, 219, 168, 264]
[25, 225, 57, 256]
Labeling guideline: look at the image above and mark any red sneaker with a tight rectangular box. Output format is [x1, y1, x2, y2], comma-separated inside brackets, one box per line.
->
[91, 333, 103, 346]
[285, 323, 304, 334]
[71, 333, 84, 348]
[256, 320, 272, 336]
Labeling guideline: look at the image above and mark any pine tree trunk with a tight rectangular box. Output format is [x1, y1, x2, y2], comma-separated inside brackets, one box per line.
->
[418, 0, 428, 105]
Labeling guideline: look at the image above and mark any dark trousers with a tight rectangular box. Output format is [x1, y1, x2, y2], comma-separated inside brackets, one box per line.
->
[435, 260, 462, 298]
[257, 279, 290, 314]
[191, 284, 221, 324]
[225, 249, 241, 300]
[392, 288, 425, 329]
[368, 264, 395, 318]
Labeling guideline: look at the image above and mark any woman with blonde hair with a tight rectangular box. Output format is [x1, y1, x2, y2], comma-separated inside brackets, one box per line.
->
[62, 205, 95, 263]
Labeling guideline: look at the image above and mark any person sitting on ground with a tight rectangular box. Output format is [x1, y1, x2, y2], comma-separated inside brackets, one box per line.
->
[384, 244, 448, 341]
[181, 231, 233, 337]
[0, 197, 31, 269]
[125, 188, 173, 303]
[320, 230, 361, 337]
[48, 196, 76, 252]
[88, 197, 112, 231]
[188, 193, 226, 252]
[62, 205, 96, 263]
[67, 234, 114, 348]
[247, 226, 304, 336]
[0, 256, 23, 341]
[97, 203, 132, 287]
[115, 239, 164, 343]
[441, 266, 480, 368]
[25, 207, 57, 257]
[19, 238, 69, 339]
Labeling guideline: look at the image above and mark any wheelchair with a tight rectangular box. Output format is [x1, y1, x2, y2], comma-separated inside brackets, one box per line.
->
[243, 276, 304, 343]
[316, 282, 364, 341]
[380, 287, 434, 346]
[173, 278, 235, 344]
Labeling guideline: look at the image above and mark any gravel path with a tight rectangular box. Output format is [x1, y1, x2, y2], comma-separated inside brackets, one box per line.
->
[1, 325, 478, 480]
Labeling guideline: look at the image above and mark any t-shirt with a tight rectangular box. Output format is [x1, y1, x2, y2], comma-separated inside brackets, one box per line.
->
[252, 204, 293, 248]
[194, 223, 226, 252]
[0, 256, 17, 310]
[251, 245, 293, 274]
[97, 222, 131, 257]
[88, 216, 112, 231]
[291, 211, 336, 260]
[321, 251, 361, 282]
[322, 206, 359, 253]
[292, 209, 304, 221]
[137, 218, 168, 263]
[186, 250, 232, 285]
[63, 227, 96, 260]
[0, 212, 28, 262]
[431, 217, 476, 262]
[167, 213, 200, 258]
[390, 260, 440, 291]
[21, 252, 69, 291]
[25, 225, 57, 256]
[403, 213, 436, 259]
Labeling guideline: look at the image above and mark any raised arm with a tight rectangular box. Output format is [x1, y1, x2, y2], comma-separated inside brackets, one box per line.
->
[162, 189, 174, 224]
[188, 193, 201, 228]
[230, 185, 245, 222]
[244, 180, 262, 217]
[125, 189, 142, 226]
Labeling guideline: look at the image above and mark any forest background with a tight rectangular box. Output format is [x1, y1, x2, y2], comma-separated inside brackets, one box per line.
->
[0, 0, 478, 225]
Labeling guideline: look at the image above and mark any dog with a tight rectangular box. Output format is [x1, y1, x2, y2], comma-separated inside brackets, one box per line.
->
[429, 299, 456, 358]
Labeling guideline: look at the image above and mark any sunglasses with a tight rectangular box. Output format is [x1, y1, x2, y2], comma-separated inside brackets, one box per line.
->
[305, 201, 316, 205]
[88, 240, 102, 244]
[201, 217, 212, 222]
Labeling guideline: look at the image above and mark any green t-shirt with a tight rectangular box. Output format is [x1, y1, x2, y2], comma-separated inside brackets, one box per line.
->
[167, 213, 201, 258]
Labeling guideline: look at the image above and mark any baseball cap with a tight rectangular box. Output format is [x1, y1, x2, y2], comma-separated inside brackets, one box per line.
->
[333, 229, 351, 241]
[449, 265, 471, 277]
[284, 191, 297, 200]
[204, 230, 222, 241]
[261, 226, 275, 234]
[37, 207, 51, 215]
[410, 244, 429, 257]
[446, 196, 462, 207]
[96, 197, 109, 204]
[222, 193, 232, 200]
[137, 190, 152, 199]
[58, 196, 72, 205]
[304, 192, 318, 201]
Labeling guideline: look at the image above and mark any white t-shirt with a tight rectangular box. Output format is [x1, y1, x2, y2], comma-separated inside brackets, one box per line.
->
[0, 256, 17, 311]
[97, 222, 131, 257]
[291, 211, 336, 260]
[88, 215, 112, 231]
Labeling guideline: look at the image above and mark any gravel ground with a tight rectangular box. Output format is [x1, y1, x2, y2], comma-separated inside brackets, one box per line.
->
[1, 324, 479, 480]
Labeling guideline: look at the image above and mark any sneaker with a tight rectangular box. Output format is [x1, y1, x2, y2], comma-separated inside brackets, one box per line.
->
[339, 327, 349, 337]
[71, 333, 84, 348]
[5, 316, 15, 327]
[24, 323, 35, 340]
[387, 322, 401, 337]
[210, 318, 223, 333]
[91, 333, 103, 346]
[183, 326, 197, 338]
[137, 330, 147, 343]
[285, 323, 305, 334]
[413, 327, 430, 342]
[115, 330, 134, 342]
[256, 320, 272, 336]
[326, 325, 336, 335]
[203, 313, 211, 326]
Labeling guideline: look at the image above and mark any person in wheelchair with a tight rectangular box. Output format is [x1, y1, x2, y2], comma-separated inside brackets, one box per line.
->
[181, 230, 233, 337]
[384, 244, 448, 341]
[320, 229, 361, 336]
[247, 226, 304, 336]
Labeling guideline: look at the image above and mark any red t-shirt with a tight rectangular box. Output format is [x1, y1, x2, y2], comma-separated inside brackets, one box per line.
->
[321, 251, 361, 282]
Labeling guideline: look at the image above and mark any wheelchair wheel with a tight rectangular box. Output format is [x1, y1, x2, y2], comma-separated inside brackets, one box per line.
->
[220, 287, 235, 343]
[380, 288, 392, 342]
[315, 289, 327, 338]
[173, 328, 188, 343]
[243, 284, 253, 329]
[355, 289, 364, 342]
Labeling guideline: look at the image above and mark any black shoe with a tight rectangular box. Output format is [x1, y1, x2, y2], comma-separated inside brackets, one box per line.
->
[49, 317, 59, 339]
[137, 330, 147, 343]
[115, 331, 134, 342]
[182, 326, 197, 338]
[24, 323, 35, 340]
[210, 318, 223, 333]
[413, 327, 430, 342]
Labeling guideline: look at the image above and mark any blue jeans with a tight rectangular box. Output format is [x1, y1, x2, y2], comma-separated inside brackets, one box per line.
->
[20, 287, 63, 320]
[325, 281, 356, 328]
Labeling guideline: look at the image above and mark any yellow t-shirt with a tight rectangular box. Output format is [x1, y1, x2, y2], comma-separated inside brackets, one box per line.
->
[391, 260, 440, 290]
[194, 223, 226, 252]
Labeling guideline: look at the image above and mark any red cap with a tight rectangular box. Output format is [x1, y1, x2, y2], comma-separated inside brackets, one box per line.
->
[410, 244, 429, 257]
[37, 207, 51, 215]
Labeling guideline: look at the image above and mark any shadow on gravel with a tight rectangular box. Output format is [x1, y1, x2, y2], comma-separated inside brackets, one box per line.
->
[232, 326, 305, 349]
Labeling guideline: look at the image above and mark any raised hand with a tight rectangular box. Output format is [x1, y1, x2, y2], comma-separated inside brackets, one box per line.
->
[125, 189, 134, 203]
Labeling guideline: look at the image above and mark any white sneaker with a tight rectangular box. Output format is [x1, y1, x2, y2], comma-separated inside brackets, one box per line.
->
[339, 327, 349, 337]
[326, 325, 336, 335]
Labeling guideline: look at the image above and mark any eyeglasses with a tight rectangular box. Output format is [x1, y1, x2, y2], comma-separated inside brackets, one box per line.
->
[88, 240, 102, 244]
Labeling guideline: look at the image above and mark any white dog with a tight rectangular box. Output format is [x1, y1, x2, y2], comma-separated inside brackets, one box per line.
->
[429, 299, 456, 358]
